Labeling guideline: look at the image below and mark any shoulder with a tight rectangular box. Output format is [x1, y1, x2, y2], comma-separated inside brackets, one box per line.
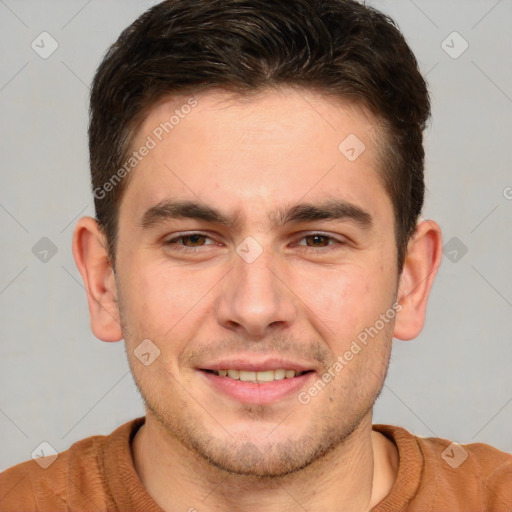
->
[374, 424, 512, 511]
[0, 418, 143, 511]
[0, 434, 102, 512]
[418, 433, 512, 510]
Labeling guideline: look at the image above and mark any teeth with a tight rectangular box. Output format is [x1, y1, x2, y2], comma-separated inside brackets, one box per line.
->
[256, 370, 275, 382]
[239, 370, 256, 382]
[227, 369, 239, 380]
[213, 369, 303, 382]
[274, 369, 286, 380]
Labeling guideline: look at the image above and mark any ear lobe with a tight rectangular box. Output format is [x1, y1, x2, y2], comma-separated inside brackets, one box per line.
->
[393, 220, 443, 341]
[72, 216, 123, 342]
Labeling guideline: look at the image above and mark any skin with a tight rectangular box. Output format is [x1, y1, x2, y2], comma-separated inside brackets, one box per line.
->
[73, 86, 442, 512]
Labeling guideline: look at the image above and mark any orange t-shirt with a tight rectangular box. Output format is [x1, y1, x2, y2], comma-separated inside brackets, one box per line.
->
[1, 417, 511, 511]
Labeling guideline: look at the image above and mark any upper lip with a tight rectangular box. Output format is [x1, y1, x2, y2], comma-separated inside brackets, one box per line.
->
[198, 357, 316, 373]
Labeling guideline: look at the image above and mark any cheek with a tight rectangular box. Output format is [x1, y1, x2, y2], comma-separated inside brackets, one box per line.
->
[292, 261, 396, 340]
[118, 260, 194, 338]
[119, 257, 231, 349]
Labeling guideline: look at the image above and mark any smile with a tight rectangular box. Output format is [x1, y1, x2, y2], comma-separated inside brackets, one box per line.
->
[200, 368, 316, 404]
[206, 369, 307, 383]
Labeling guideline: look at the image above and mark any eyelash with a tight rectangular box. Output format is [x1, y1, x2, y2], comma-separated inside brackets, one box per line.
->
[164, 232, 346, 253]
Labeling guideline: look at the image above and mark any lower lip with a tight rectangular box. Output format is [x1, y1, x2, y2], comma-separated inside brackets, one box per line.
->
[199, 370, 315, 404]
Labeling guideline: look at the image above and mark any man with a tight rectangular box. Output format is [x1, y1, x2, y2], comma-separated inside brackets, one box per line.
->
[1, 0, 510, 510]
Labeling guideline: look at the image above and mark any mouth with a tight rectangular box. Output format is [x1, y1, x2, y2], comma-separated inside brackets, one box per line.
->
[198, 367, 316, 404]
[202, 368, 311, 383]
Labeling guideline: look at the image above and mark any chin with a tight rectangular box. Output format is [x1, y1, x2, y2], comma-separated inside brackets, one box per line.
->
[198, 441, 317, 478]
[149, 401, 365, 479]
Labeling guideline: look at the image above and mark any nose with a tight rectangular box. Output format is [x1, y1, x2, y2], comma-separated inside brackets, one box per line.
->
[215, 248, 297, 338]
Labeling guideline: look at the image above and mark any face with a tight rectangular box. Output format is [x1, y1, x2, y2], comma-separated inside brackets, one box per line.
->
[114, 86, 399, 477]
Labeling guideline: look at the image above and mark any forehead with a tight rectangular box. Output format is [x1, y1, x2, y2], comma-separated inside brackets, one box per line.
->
[120, 86, 392, 228]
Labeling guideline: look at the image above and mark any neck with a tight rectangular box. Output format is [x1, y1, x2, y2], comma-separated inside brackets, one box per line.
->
[132, 412, 398, 512]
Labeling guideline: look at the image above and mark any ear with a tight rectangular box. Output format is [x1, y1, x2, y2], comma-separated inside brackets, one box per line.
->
[72, 216, 123, 342]
[393, 220, 442, 341]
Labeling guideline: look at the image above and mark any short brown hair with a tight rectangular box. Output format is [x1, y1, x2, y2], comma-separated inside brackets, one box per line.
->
[89, 0, 430, 269]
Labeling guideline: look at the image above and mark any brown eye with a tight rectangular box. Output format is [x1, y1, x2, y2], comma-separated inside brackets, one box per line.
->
[295, 232, 346, 253]
[180, 234, 207, 247]
[165, 233, 215, 251]
[304, 234, 331, 247]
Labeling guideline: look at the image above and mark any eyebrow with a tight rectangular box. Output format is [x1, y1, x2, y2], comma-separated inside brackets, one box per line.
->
[139, 198, 373, 231]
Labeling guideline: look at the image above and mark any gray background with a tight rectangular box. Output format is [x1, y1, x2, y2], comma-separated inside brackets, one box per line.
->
[0, 0, 511, 471]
